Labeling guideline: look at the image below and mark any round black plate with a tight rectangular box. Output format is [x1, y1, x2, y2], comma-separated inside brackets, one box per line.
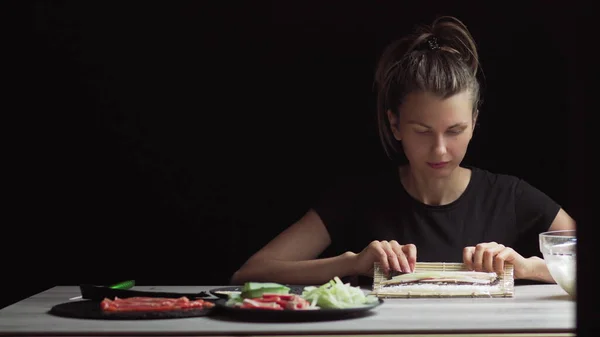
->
[209, 285, 305, 299]
[48, 300, 215, 320]
[212, 298, 383, 322]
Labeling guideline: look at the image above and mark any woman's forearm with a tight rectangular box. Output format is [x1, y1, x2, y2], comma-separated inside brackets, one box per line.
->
[523, 256, 555, 283]
[230, 251, 357, 285]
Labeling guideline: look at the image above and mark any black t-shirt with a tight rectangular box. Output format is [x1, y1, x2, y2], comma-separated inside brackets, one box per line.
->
[312, 166, 561, 263]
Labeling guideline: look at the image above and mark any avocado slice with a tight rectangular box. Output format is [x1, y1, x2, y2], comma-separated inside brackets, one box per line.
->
[240, 282, 290, 298]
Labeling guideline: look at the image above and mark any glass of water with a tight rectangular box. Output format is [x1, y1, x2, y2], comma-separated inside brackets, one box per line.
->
[539, 229, 577, 298]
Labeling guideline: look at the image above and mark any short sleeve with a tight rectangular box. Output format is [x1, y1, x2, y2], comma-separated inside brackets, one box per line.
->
[513, 179, 561, 258]
[311, 176, 361, 256]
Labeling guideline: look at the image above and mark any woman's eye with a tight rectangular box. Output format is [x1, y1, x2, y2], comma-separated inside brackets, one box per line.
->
[447, 129, 464, 135]
[413, 128, 464, 135]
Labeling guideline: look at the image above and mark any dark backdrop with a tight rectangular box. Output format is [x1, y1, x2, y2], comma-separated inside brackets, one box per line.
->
[5, 1, 591, 327]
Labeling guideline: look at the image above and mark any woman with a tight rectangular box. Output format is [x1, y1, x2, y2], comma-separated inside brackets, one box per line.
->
[230, 16, 576, 285]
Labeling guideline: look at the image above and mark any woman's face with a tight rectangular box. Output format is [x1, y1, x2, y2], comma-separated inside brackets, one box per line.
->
[387, 90, 476, 178]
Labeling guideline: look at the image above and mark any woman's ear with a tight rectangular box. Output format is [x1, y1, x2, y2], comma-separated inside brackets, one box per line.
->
[472, 109, 479, 132]
[386, 109, 402, 141]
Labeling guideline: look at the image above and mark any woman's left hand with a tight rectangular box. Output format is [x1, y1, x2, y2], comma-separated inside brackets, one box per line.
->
[463, 242, 532, 279]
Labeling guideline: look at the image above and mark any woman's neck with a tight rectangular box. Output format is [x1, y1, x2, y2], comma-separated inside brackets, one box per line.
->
[399, 165, 471, 206]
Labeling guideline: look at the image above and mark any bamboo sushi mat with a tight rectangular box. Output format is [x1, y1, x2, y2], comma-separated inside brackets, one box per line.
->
[371, 261, 514, 298]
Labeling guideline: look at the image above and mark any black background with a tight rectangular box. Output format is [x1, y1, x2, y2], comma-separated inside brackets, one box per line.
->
[4, 0, 594, 333]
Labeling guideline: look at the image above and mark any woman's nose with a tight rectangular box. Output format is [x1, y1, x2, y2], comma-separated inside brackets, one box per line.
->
[432, 135, 447, 156]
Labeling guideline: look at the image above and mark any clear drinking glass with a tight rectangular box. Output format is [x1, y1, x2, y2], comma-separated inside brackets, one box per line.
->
[539, 229, 576, 298]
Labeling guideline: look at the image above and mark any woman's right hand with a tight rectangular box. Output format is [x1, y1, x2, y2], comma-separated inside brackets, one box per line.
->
[352, 240, 417, 276]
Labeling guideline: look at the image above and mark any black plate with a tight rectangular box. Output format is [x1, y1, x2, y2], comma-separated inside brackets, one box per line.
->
[211, 298, 383, 322]
[80, 284, 213, 301]
[209, 285, 305, 299]
[48, 299, 216, 320]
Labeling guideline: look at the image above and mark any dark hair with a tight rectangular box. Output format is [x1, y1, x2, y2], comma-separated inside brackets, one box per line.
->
[374, 16, 482, 162]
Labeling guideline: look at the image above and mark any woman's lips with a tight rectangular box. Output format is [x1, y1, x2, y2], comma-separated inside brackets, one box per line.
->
[427, 161, 449, 169]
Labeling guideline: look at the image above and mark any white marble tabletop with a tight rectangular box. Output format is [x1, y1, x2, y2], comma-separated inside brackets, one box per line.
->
[0, 284, 575, 336]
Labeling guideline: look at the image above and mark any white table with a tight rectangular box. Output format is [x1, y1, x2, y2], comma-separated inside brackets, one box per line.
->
[0, 285, 575, 336]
